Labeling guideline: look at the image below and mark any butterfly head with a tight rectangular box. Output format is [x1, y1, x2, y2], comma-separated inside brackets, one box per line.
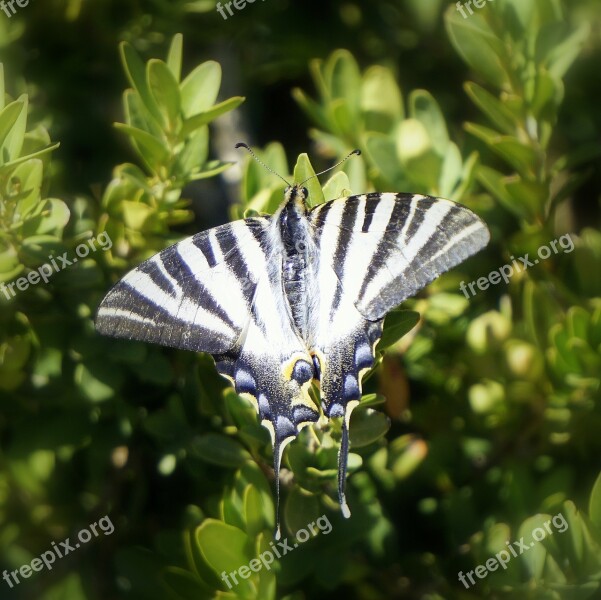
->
[284, 184, 310, 210]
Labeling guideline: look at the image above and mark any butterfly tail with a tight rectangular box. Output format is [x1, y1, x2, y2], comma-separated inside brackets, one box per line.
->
[338, 420, 351, 518]
[273, 437, 283, 540]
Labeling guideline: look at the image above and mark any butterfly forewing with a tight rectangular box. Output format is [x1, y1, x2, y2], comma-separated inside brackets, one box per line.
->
[310, 192, 490, 320]
[96, 218, 270, 353]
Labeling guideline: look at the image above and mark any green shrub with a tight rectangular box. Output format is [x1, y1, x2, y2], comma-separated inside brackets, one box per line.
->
[1, 1, 600, 598]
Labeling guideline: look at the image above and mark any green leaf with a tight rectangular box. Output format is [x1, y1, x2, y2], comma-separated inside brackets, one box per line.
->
[19, 235, 66, 265]
[292, 87, 329, 132]
[505, 178, 548, 221]
[0, 247, 22, 282]
[396, 118, 442, 190]
[379, 310, 420, 350]
[502, 0, 535, 34]
[120, 200, 154, 230]
[0, 64, 4, 111]
[284, 486, 321, 536]
[195, 520, 253, 595]
[464, 82, 518, 134]
[181, 60, 222, 117]
[21, 198, 70, 237]
[113, 123, 170, 169]
[439, 142, 463, 198]
[119, 42, 165, 126]
[543, 22, 590, 81]
[244, 484, 265, 538]
[13, 158, 43, 217]
[187, 160, 233, 182]
[530, 68, 562, 121]
[477, 166, 520, 216]
[0, 142, 59, 177]
[147, 59, 181, 127]
[181, 96, 244, 137]
[326, 49, 361, 112]
[189, 433, 251, 467]
[329, 99, 354, 137]
[322, 171, 351, 201]
[359, 393, 386, 408]
[364, 133, 407, 188]
[523, 280, 561, 349]
[360, 66, 403, 133]
[293, 153, 324, 207]
[0, 99, 25, 161]
[518, 514, 550, 580]
[444, 8, 508, 88]
[409, 90, 449, 156]
[349, 408, 390, 448]
[124, 89, 165, 140]
[589, 471, 601, 531]
[173, 126, 208, 178]
[256, 568, 276, 600]
[452, 150, 479, 200]
[74, 360, 123, 402]
[466, 123, 538, 177]
[167, 33, 183, 82]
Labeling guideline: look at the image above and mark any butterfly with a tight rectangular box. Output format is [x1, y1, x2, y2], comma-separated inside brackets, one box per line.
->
[95, 144, 490, 538]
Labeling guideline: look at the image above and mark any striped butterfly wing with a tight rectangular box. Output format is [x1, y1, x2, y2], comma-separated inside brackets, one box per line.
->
[96, 218, 271, 353]
[96, 215, 320, 538]
[308, 192, 490, 514]
[312, 192, 491, 321]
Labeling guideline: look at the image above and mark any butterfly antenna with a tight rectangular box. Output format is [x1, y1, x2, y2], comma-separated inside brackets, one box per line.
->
[299, 148, 361, 186]
[236, 142, 291, 187]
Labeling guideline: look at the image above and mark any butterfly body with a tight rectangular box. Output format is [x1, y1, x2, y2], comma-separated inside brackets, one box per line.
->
[96, 185, 490, 537]
[277, 185, 315, 339]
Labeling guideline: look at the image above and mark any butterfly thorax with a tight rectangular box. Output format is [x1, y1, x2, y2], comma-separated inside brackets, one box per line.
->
[278, 186, 312, 339]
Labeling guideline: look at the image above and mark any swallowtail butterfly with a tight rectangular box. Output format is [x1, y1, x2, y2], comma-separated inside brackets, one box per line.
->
[96, 145, 490, 538]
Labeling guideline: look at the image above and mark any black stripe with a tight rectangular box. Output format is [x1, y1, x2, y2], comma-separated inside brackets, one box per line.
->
[361, 197, 376, 232]
[192, 232, 218, 268]
[404, 196, 435, 242]
[216, 226, 252, 284]
[312, 200, 334, 230]
[137, 257, 178, 298]
[246, 217, 270, 250]
[161, 244, 239, 331]
[329, 197, 360, 318]
[411, 205, 462, 265]
[358, 197, 412, 301]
